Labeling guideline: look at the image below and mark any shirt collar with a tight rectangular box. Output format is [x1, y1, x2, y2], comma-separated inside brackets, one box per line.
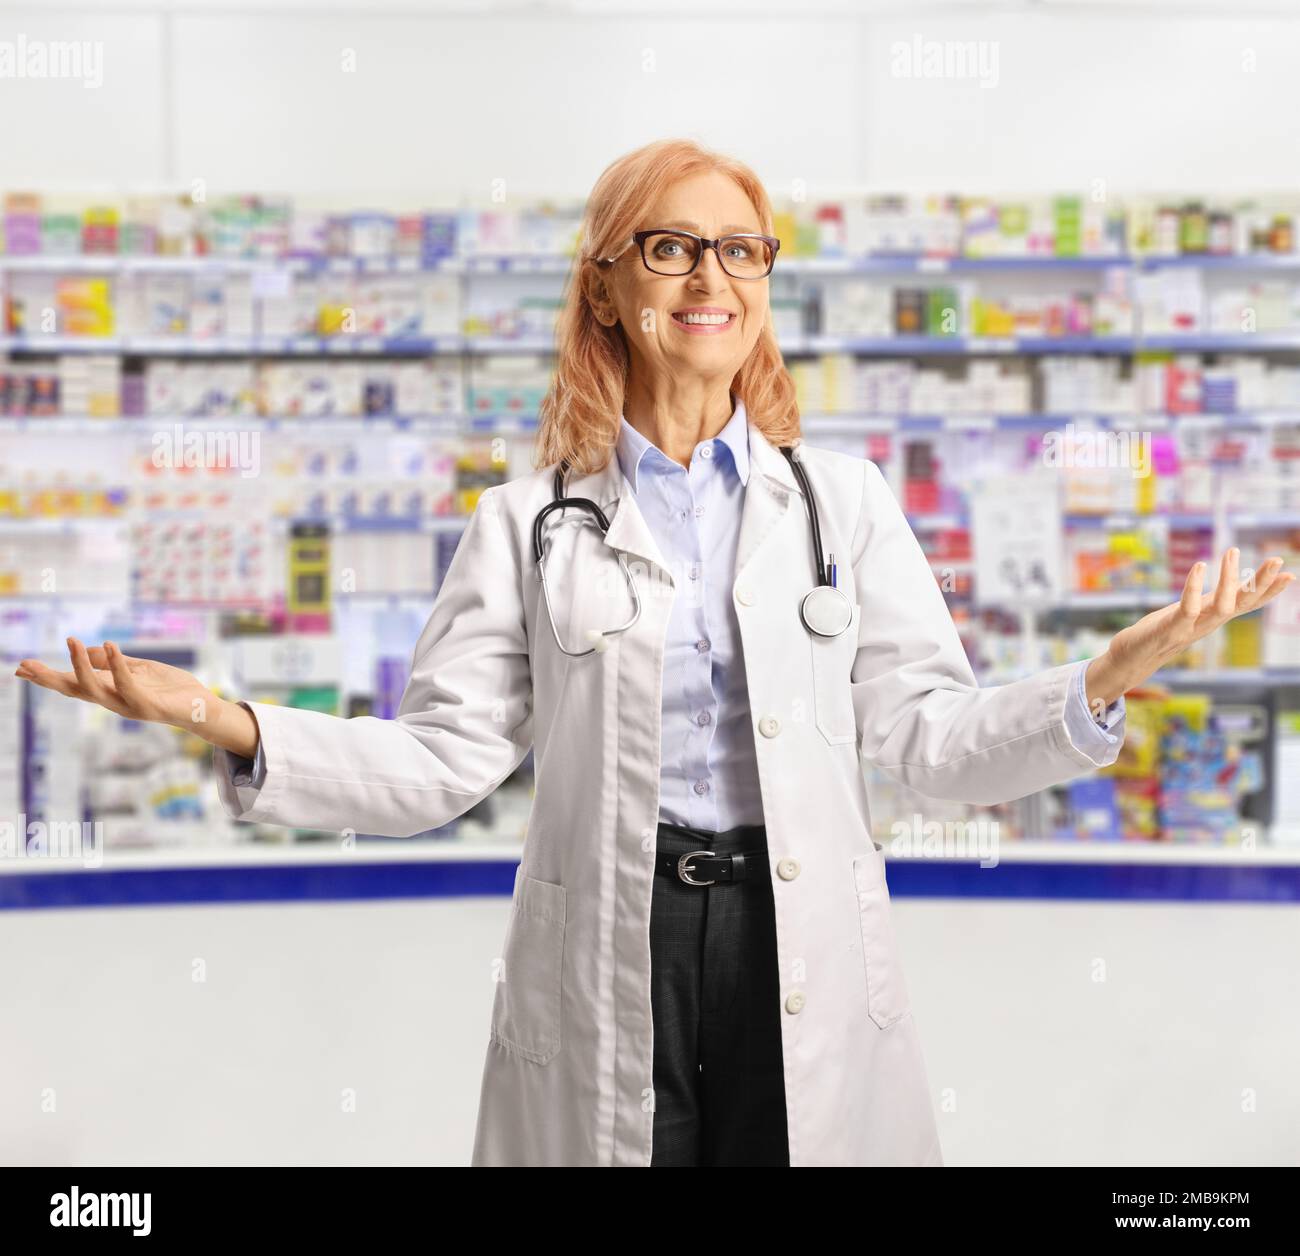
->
[615, 397, 751, 494]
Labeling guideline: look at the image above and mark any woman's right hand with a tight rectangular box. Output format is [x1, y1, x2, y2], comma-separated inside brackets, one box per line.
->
[14, 638, 260, 758]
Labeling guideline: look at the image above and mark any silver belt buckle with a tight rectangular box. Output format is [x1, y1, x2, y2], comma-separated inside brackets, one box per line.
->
[677, 850, 716, 886]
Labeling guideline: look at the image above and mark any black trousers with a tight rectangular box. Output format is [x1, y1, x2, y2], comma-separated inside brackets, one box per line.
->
[649, 820, 790, 1167]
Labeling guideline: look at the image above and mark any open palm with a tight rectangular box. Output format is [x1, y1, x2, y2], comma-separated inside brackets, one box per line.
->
[1107, 548, 1295, 683]
[14, 638, 214, 729]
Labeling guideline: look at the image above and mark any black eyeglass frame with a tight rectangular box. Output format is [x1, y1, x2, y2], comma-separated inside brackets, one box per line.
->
[596, 228, 781, 279]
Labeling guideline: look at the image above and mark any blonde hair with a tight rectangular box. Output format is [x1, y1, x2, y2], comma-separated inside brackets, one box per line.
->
[533, 138, 801, 477]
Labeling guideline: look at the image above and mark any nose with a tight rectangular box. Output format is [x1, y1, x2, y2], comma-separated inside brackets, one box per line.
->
[689, 244, 729, 285]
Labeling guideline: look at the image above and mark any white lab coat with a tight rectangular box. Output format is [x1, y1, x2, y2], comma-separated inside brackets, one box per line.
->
[215, 420, 1120, 1166]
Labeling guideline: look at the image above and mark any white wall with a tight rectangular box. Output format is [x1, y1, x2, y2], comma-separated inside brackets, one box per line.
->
[3, 1, 1300, 201]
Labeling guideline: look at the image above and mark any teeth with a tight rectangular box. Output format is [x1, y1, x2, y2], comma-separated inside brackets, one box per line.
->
[675, 312, 732, 325]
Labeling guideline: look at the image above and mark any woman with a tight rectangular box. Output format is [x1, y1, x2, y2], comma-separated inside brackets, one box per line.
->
[16, 139, 1293, 1167]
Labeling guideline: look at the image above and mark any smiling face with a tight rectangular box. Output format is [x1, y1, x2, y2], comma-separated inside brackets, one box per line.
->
[589, 170, 771, 396]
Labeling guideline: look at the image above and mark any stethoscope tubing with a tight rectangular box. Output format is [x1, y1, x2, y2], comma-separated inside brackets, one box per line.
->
[532, 492, 611, 566]
[780, 445, 831, 589]
[536, 440, 848, 651]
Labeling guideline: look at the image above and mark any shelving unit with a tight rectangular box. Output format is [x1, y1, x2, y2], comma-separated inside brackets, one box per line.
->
[6, 191, 1300, 865]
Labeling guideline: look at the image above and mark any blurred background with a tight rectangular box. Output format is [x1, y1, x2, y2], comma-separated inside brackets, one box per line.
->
[2, 0, 1299, 1166]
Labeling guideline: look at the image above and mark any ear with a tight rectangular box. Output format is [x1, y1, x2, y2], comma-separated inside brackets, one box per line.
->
[580, 261, 618, 327]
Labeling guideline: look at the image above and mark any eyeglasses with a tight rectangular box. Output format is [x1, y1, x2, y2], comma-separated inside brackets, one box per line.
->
[597, 229, 780, 280]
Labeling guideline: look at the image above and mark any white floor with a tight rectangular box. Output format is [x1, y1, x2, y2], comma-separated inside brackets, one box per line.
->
[2, 893, 1297, 1166]
[904, 898, 1300, 1166]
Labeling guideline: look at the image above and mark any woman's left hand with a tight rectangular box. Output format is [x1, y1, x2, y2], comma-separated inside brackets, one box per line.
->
[1085, 548, 1295, 716]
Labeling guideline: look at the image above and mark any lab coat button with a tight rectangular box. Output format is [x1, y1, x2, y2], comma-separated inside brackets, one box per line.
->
[735, 586, 755, 606]
[758, 715, 781, 738]
[777, 858, 800, 881]
[785, 991, 806, 1014]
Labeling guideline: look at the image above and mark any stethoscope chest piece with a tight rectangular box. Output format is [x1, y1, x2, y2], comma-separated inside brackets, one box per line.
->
[800, 584, 853, 638]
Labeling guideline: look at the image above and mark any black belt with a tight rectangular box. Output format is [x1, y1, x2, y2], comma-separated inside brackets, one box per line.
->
[654, 848, 767, 886]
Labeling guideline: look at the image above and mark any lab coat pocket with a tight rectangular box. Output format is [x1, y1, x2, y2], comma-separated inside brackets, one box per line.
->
[490, 874, 566, 1064]
[852, 850, 911, 1029]
[810, 605, 860, 746]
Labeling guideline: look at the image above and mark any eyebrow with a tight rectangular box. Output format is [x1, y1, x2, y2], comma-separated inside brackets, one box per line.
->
[655, 220, 761, 235]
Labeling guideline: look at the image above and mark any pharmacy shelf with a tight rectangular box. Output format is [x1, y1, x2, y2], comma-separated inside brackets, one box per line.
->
[10, 249, 1300, 365]
[798, 252, 1300, 275]
[0, 590, 1185, 610]
[1154, 667, 1300, 685]
[0, 334, 470, 355]
[1061, 510, 1300, 529]
[4, 412, 1297, 437]
[910, 509, 1300, 532]
[334, 592, 438, 604]
[0, 255, 295, 274]
[0, 514, 469, 534]
[808, 333, 1300, 354]
[0, 413, 539, 433]
[10, 331, 1300, 357]
[807, 411, 1300, 430]
[7, 411, 1294, 432]
[802, 334, 1139, 355]
[9, 251, 1300, 277]
[0, 332, 783, 355]
[1058, 592, 1172, 608]
[1143, 333, 1300, 352]
[0, 253, 563, 276]
[960, 666, 1300, 687]
[1062, 512, 1216, 528]
[950, 591, 1168, 609]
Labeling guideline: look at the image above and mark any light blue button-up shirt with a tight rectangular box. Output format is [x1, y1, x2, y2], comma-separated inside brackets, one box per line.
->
[613, 397, 763, 830]
[223, 398, 1126, 830]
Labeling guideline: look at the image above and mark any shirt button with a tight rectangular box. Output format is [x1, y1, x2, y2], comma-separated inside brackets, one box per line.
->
[700, 444, 714, 460]
[697, 711, 712, 726]
[736, 586, 755, 606]
[694, 505, 704, 517]
[688, 564, 699, 581]
[758, 715, 781, 738]
[693, 779, 709, 796]
[696, 639, 709, 653]
[785, 991, 806, 1015]
[777, 858, 801, 881]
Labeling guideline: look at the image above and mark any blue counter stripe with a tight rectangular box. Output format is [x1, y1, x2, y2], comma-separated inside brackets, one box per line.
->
[0, 861, 518, 910]
[885, 859, 1300, 903]
[1, 858, 1299, 909]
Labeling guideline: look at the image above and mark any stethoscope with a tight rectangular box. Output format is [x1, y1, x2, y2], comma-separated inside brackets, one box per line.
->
[532, 441, 853, 657]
